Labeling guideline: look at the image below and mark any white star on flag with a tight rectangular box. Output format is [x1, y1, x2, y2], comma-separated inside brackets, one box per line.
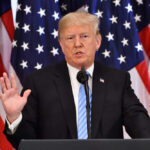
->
[136, 0, 143, 5]
[21, 42, 29, 51]
[61, 3, 67, 11]
[135, 42, 143, 52]
[34, 62, 43, 70]
[12, 40, 17, 48]
[52, 11, 59, 20]
[106, 32, 114, 41]
[24, 5, 31, 15]
[51, 29, 58, 39]
[121, 38, 128, 46]
[109, 15, 118, 24]
[50, 47, 59, 56]
[55, 0, 59, 3]
[123, 20, 131, 30]
[134, 14, 141, 23]
[17, 3, 22, 11]
[15, 22, 19, 29]
[95, 10, 103, 18]
[37, 8, 46, 18]
[22, 23, 30, 33]
[36, 44, 44, 54]
[125, 3, 133, 13]
[102, 49, 111, 58]
[117, 55, 126, 64]
[37, 26, 45, 36]
[20, 60, 28, 69]
[113, 0, 121, 7]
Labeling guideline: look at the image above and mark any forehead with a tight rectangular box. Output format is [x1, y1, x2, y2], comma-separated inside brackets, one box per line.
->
[62, 24, 94, 35]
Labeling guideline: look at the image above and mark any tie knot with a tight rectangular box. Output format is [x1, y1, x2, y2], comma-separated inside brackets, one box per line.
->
[86, 71, 91, 77]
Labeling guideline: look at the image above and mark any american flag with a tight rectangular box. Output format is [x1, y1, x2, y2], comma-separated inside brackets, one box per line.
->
[11, 0, 64, 83]
[0, 0, 150, 149]
[0, 0, 14, 149]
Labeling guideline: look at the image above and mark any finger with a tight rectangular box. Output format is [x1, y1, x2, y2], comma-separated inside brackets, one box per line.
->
[10, 73, 17, 89]
[23, 89, 31, 100]
[0, 93, 5, 107]
[0, 77, 7, 93]
[3, 72, 11, 90]
[0, 93, 2, 100]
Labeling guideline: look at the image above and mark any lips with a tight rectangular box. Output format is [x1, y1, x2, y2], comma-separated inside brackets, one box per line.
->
[74, 51, 84, 56]
[76, 52, 82, 54]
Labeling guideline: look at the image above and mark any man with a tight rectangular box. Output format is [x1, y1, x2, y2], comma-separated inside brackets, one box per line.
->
[0, 12, 150, 149]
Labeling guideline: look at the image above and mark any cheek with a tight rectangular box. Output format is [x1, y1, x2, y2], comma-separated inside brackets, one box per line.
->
[63, 48, 73, 58]
[88, 44, 97, 54]
[60, 43, 70, 55]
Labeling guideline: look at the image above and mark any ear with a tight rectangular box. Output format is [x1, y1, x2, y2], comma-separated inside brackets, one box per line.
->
[59, 40, 65, 53]
[96, 34, 101, 50]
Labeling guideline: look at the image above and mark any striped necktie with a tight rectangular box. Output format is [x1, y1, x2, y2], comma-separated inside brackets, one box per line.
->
[78, 78, 92, 139]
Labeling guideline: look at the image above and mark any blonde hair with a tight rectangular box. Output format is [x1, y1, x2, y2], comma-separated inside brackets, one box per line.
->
[58, 11, 100, 39]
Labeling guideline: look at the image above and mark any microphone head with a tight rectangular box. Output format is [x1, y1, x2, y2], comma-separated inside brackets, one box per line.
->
[77, 66, 88, 84]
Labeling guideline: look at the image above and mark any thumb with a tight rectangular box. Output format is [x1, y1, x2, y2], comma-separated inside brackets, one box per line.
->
[23, 89, 31, 100]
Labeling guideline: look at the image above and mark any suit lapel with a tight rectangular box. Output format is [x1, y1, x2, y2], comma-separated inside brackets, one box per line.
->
[91, 62, 107, 138]
[54, 61, 77, 138]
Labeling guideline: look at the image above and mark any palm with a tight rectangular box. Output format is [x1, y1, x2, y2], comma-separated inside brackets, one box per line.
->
[0, 73, 31, 123]
[2, 89, 27, 117]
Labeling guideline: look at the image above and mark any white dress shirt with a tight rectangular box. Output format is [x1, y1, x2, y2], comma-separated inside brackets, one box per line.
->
[67, 63, 94, 124]
[6, 63, 94, 133]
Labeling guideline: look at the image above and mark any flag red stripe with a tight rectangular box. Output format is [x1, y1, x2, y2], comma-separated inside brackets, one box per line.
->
[0, 55, 6, 76]
[0, 117, 13, 150]
[136, 61, 150, 94]
[1, 10, 14, 42]
[139, 26, 150, 59]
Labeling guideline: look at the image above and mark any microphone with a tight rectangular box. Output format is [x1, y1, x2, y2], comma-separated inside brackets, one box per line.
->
[77, 66, 91, 139]
[77, 66, 88, 84]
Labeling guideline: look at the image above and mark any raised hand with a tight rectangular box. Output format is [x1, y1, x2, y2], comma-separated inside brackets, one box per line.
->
[0, 73, 31, 124]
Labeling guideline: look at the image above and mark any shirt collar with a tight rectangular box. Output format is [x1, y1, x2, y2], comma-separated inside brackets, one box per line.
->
[67, 63, 94, 78]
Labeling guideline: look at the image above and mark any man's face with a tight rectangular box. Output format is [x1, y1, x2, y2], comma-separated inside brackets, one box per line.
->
[59, 24, 101, 69]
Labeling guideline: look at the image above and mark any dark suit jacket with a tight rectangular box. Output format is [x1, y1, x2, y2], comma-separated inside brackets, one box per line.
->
[4, 61, 150, 149]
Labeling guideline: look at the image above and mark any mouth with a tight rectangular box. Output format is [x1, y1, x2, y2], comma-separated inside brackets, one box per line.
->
[74, 51, 84, 57]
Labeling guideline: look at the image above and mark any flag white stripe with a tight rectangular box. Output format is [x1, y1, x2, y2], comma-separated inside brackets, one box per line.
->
[129, 68, 150, 115]
[143, 48, 150, 76]
[0, 18, 12, 72]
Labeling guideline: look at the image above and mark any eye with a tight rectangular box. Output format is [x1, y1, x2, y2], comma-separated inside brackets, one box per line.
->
[66, 36, 74, 41]
[81, 34, 89, 39]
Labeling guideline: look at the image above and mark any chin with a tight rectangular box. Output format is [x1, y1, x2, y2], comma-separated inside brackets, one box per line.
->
[72, 60, 87, 69]
[76, 63, 86, 69]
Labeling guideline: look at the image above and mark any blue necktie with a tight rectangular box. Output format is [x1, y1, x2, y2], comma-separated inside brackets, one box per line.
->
[78, 79, 92, 139]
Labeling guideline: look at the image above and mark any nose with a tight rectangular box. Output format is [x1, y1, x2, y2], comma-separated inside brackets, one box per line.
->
[74, 36, 82, 48]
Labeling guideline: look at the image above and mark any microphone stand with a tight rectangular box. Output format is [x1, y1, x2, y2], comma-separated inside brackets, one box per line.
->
[84, 79, 91, 139]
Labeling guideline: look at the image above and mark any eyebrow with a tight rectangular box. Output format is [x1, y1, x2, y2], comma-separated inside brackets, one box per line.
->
[66, 32, 90, 36]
